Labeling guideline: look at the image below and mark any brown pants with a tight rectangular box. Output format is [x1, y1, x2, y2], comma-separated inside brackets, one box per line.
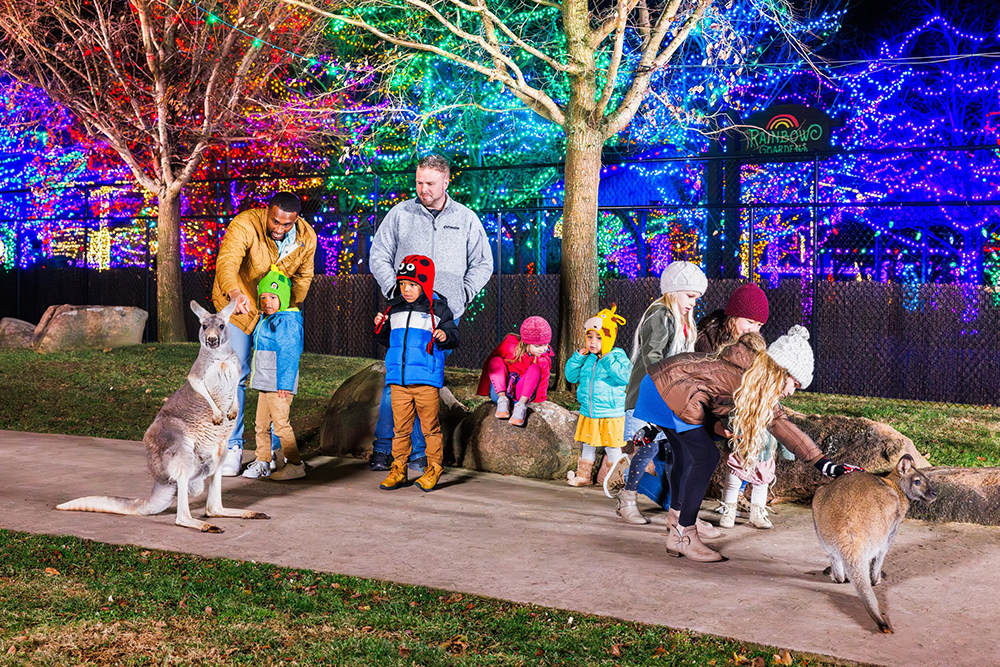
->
[390, 385, 444, 467]
[255, 391, 302, 465]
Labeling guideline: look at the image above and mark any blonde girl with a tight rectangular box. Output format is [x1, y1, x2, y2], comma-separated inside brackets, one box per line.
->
[629, 328, 861, 562]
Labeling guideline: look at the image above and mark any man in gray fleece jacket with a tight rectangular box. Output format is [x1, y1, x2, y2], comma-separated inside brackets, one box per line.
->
[367, 154, 494, 471]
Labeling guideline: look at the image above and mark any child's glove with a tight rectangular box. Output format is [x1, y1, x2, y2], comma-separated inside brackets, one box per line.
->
[632, 424, 662, 448]
[814, 457, 865, 478]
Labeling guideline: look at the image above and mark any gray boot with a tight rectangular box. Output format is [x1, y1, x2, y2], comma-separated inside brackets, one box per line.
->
[616, 490, 650, 525]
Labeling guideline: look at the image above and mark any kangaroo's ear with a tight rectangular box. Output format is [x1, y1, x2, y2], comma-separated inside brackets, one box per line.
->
[896, 454, 914, 475]
[190, 300, 209, 320]
[220, 299, 238, 321]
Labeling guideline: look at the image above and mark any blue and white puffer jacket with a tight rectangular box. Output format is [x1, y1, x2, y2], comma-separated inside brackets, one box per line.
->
[564, 348, 632, 418]
[374, 292, 460, 388]
[250, 309, 304, 394]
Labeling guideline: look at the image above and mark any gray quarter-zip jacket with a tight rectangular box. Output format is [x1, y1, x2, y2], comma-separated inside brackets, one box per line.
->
[369, 196, 494, 319]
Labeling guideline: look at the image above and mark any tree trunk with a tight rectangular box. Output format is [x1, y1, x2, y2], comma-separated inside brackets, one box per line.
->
[556, 124, 603, 389]
[156, 191, 186, 342]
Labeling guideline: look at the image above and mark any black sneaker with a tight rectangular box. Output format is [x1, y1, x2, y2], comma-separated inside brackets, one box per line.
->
[369, 451, 392, 471]
[408, 456, 428, 475]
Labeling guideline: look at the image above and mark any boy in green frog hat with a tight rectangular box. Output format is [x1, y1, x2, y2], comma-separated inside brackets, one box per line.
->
[243, 265, 306, 481]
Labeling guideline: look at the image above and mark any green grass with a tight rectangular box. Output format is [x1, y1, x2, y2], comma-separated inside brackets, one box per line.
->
[0, 530, 850, 667]
[1, 345, 997, 467]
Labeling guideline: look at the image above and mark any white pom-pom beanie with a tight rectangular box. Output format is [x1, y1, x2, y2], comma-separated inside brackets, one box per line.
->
[659, 261, 708, 296]
[767, 325, 814, 389]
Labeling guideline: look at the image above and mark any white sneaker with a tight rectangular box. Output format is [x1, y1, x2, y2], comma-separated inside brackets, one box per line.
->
[221, 447, 243, 477]
[270, 462, 306, 481]
[270, 448, 285, 471]
[242, 459, 271, 479]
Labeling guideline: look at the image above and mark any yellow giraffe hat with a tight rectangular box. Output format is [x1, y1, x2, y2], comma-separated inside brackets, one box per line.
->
[583, 304, 627, 355]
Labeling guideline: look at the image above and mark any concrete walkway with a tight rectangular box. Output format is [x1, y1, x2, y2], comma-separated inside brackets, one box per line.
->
[2, 430, 998, 667]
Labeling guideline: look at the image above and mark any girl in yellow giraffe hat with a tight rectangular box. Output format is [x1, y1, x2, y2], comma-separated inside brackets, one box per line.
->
[563, 305, 632, 487]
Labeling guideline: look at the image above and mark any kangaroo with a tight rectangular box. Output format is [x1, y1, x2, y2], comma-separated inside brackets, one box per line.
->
[57, 300, 269, 532]
[812, 454, 936, 633]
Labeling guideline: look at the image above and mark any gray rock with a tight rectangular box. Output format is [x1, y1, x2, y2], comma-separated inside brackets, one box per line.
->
[458, 401, 579, 479]
[0, 318, 35, 349]
[907, 467, 1000, 525]
[32, 305, 147, 353]
[709, 414, 930, 503]
[319, 362, 467, 464]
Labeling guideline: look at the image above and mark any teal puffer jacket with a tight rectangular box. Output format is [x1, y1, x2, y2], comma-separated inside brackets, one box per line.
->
[564, 348, 632, 418]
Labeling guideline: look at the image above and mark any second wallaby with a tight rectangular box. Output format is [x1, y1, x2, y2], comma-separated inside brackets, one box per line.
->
[812, 454, 937, 634]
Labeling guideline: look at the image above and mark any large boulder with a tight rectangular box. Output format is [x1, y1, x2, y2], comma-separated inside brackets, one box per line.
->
[458, 401, 579, 479]
[709, 413, 930, 503]
[319, 362, 468, 465]
[0, 318, 35, 349]
[907, 467, 1000, 525]
[32, 305, 147, 353]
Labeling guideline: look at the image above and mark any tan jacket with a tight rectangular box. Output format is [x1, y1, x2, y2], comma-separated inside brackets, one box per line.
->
[211, 208, 317, 335]
[646, 342, 822, 462]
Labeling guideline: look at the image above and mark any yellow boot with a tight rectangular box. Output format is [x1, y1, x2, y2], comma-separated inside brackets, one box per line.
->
[414, 463, 444, 492]
[379, 459, 409, 490]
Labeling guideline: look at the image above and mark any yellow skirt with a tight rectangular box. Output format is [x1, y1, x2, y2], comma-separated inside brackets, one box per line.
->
[574, 415, 626, 449]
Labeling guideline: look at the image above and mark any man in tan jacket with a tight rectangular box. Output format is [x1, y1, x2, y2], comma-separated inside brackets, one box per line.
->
[211, 192, 317, 475]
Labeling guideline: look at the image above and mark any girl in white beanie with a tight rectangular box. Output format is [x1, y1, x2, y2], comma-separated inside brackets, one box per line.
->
[606, 261, 713, 528]
[719, 325, 814, 530]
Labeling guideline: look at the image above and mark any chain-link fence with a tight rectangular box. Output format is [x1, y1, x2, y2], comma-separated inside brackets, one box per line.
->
[2, 146, 999, 404]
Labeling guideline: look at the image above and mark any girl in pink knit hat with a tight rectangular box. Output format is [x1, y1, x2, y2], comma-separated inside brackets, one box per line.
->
[476, 316, 554, 426]
[695, 282, 769, 353]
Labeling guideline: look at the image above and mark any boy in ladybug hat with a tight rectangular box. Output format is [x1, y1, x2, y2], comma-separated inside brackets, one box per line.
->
[373, 255, 460, 491]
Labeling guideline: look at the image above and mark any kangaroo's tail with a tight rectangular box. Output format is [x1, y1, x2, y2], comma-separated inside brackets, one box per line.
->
[56, 482, 175, 516]
[845, 556, 893, 634]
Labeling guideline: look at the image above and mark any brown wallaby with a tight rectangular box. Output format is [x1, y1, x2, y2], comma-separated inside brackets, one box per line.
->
[812, 454, 937, 633]
[57, 300, 270, 532]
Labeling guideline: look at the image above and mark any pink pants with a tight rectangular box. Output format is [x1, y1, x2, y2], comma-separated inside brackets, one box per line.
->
[487, 357, 542, 402]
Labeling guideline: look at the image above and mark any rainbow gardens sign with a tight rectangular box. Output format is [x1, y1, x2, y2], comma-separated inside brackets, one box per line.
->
[740, 105, 837, 155]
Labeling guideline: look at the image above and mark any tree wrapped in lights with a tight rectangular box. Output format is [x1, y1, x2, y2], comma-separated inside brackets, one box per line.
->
[0, 0, 366, 340]
[285, 0, 800, 366]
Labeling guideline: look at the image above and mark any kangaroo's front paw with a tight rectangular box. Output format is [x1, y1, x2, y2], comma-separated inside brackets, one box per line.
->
[212, 411, 224, 425]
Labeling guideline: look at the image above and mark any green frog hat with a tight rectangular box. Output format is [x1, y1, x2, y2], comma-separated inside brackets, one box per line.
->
[258, 264, 292, 311]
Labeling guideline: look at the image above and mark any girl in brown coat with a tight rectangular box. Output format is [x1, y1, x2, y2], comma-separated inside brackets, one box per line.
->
[632, 331, 861, 562]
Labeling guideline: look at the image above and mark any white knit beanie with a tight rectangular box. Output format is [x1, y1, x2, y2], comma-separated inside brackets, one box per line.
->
[659, 261, 708, 295]
[767, 325, 814, 389]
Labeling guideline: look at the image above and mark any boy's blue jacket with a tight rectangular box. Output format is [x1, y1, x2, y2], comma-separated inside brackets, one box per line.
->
[564, 348, 631, 418]
[374, 292, 460, 388]
[250, 309, 304, 393]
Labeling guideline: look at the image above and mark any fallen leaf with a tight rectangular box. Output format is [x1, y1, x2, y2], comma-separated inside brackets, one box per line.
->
[360, 626, 373, 633]
[652, 646, 669, 658]
[610, 643, 622, 657]
[6, 646, 16, 655]
[358, 605, 370, 611]
[977, 456, 986, 461]
[753, 657, 766, 667]
[409, 601, 419, 607]
[734, 652, 750, 665]
[535, 648, 545, 657]
[145, 388, 152, 394]
[439, 635, 469, 655]
[398, 646, 411, 657]
[140, 551, 151, 557]
[778, 650, 794, 665]
[103, 347, 112, 353]
[204, 606, 213, 615]
[44, 567, 60, 576]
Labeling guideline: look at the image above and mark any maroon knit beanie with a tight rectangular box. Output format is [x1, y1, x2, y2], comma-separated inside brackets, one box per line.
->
[725, 283, 769, 323]
[519, 316, 552, 346]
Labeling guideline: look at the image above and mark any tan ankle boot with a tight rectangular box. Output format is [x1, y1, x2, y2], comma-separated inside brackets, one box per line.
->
[414, 463, 443, 492]
[567, 458, 594, 486]
[595, 456, 613, 486]
[665, 524, 724, 562]
[379, 459, 409, 490]
[667, 508, 722, 539]
[616, 490, 649, 524]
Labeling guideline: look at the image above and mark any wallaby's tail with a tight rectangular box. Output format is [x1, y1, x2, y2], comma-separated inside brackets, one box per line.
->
[56, 483, 175, 516]
[845, 557, 893, 634]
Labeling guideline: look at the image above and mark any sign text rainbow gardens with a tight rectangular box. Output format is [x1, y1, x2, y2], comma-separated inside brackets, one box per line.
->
[740, 105, 836, 156]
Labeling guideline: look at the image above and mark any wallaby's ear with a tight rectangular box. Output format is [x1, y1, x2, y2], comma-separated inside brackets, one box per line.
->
[190, 300, 209, 320]
[220, 299, 237, 321]
[896, 454, 914, 475]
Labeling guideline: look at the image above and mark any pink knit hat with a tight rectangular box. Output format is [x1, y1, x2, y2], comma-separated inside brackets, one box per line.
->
[725, 283, 769, 324]
[519, 316, 552, 346]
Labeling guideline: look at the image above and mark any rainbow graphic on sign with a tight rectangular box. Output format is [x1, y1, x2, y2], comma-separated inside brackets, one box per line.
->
[765, 114, 800, 132]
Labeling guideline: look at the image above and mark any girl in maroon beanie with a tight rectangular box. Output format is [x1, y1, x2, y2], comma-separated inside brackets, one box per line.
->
[695, 283, 769, 353]
[477, 316, 554, 426]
